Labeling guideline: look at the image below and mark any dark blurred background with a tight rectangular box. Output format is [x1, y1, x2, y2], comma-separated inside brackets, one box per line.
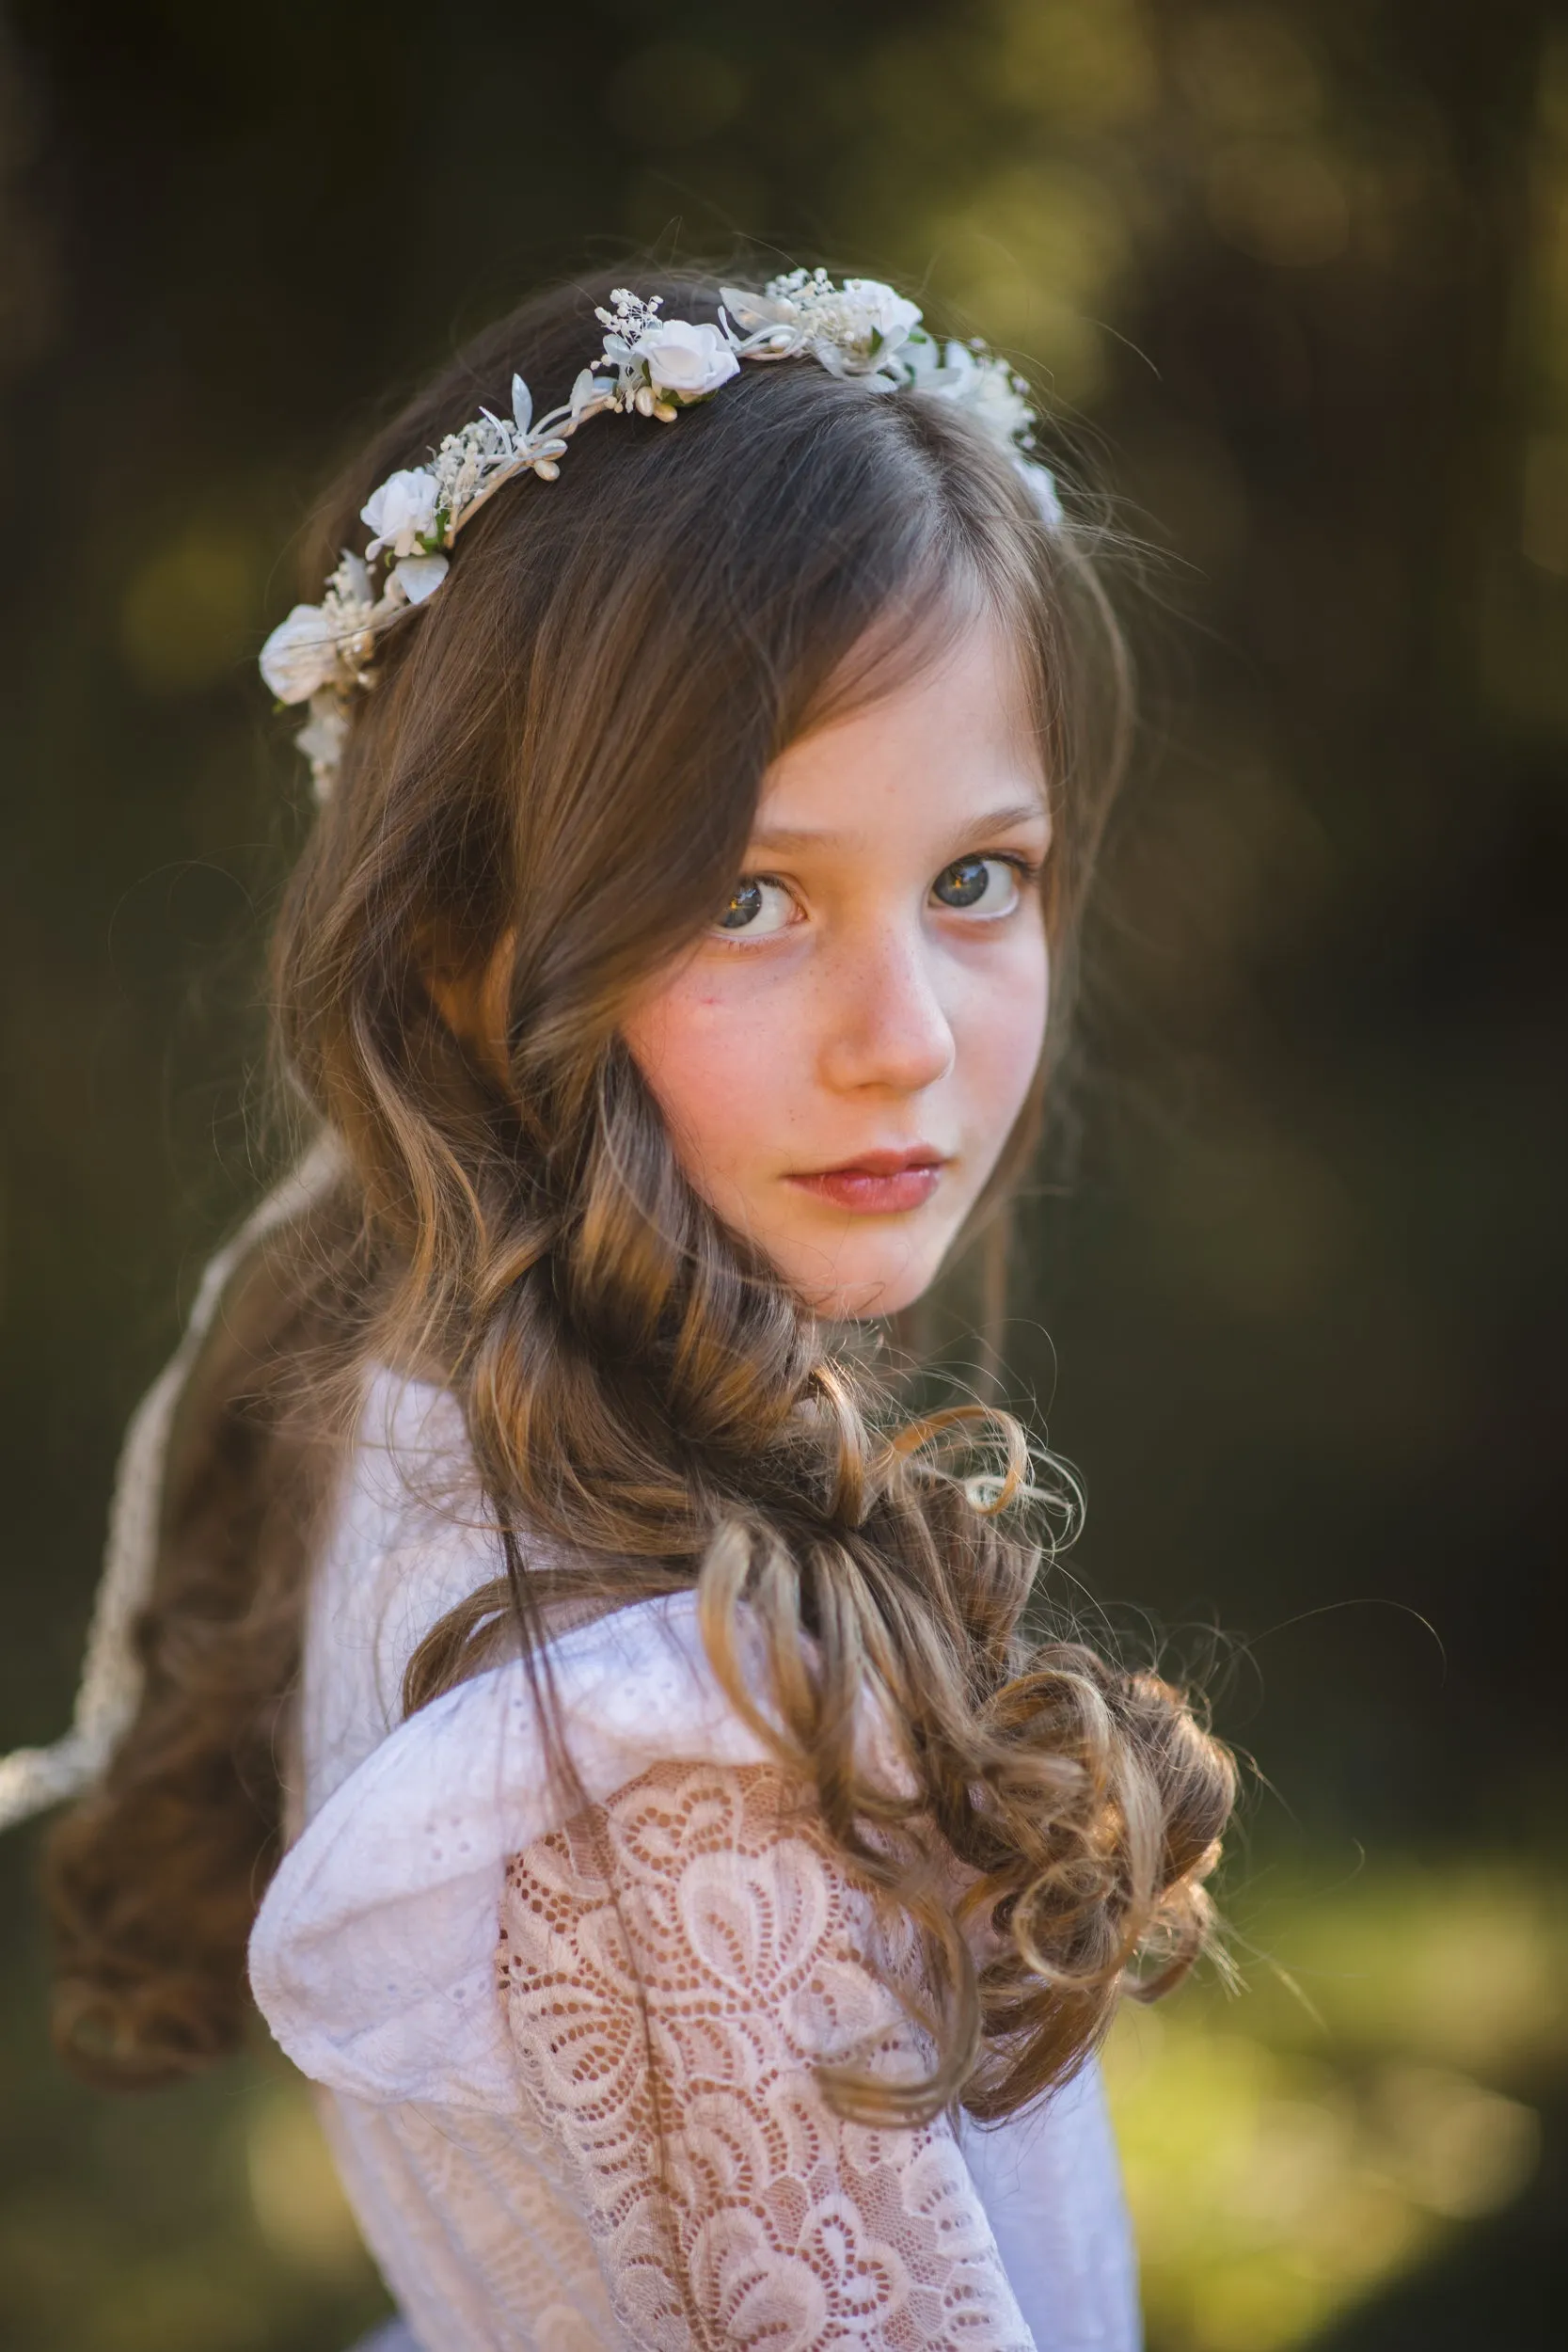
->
[1, 2, 1563, 2346]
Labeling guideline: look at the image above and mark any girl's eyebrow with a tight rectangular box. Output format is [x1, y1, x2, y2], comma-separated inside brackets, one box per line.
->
[749, 800, 1052, 858]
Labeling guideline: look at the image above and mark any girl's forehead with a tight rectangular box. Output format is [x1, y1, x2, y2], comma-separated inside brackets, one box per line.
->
[755, 616, 1049, 842]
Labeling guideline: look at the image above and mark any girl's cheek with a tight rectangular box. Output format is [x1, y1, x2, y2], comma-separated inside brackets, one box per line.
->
[958, 936, 1049, 1102]
[686, 956, 816, 1059]
[626, 965, 802, 1175]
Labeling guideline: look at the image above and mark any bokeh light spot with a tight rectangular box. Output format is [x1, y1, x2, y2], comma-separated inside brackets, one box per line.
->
[119, 524, 262, 697]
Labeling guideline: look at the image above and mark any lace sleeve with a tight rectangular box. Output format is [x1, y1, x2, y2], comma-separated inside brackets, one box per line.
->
[498, 1758, 1037, 2352]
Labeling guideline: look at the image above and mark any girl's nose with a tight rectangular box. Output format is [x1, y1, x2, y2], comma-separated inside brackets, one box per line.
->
[817, 927, 956, 1097]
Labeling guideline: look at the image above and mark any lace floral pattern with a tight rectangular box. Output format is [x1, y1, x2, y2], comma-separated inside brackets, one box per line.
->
[499, 1761, 1035, 2351]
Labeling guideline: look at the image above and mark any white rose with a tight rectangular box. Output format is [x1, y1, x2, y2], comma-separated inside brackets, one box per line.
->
[632, 319, 740, 401]
[259, 603, 341, 705]
[842, 278, 924, 343]
[361, 467, 442, 558]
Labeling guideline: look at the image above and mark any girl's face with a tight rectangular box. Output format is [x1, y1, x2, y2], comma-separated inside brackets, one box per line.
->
[621, 615, 1052, 1317]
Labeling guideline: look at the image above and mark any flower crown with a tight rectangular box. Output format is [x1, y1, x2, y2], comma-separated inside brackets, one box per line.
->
[260, 273, 1062, 797]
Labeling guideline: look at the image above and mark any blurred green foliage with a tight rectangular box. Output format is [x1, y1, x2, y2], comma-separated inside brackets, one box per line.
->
[0, 0, 1563, 2344]
[1106, 1865, 1564, 2346]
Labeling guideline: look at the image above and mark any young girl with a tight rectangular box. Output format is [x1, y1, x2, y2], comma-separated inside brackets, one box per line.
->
[4, 266, 1235, 2350]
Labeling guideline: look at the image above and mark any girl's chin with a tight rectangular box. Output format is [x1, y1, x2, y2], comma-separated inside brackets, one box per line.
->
[778, 1237, 945, 1322]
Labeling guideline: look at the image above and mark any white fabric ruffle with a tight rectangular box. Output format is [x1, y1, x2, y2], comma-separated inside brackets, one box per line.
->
[253, 1591, 784, 2109]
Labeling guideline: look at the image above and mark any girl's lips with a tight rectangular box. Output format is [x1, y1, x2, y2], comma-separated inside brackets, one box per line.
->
[786, 1153, 946, 1215]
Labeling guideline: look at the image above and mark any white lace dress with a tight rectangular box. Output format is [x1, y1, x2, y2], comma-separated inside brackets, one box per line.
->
[250, 1372, 1141, 2351]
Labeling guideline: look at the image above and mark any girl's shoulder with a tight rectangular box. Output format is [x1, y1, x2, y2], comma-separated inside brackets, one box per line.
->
[293, 1365, 501, 1818]
[259, 1369, 816, 2110]
[254, 1571, 779, 2110]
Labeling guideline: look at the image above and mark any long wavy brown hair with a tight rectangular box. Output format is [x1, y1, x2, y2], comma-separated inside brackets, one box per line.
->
[46, 266, 1235, 2119]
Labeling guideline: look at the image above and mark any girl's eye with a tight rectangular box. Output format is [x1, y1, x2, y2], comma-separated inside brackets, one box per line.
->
[713, 875, 796, 938]
[930, 855, 1022, 918]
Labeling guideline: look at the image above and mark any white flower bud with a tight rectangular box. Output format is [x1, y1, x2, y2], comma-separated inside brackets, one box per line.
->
[361, 467, 442, 559]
